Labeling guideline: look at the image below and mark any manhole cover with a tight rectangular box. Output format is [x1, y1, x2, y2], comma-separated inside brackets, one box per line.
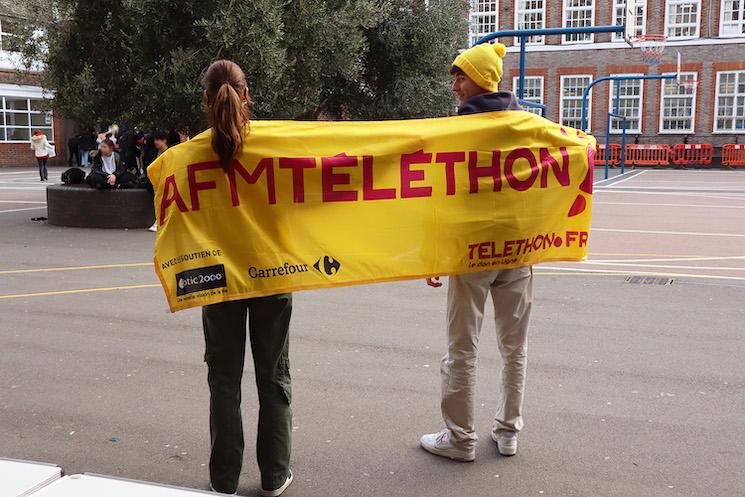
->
[625, 276, 674, 285]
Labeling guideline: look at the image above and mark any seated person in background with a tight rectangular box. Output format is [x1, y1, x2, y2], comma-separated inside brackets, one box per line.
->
[87, 138, 129, 189]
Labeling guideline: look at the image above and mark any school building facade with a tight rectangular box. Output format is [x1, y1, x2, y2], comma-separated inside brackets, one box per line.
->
[0, 11, 70, 168]
[469, 0, 745, 154]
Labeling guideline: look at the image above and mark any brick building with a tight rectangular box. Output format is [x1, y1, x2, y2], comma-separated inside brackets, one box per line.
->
[0, 10, 70, 168]
[469, 0, 745, 154]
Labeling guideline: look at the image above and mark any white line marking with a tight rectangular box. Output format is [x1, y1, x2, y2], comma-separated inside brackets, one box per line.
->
[581, 261, 745, 271]
[605, 169, 647, 187]
[537, 266, 745, 281]
[599, 185, 745, 192]
[593, 170, 640, 186]
[0, 200, 47, 204]
[593, 228, 745, 238]
[0, 171, 41, 176]
[594, 201, 745, 209]
[590, 255, 745, 263]
[0, 207, 47, 214]
[594, 190, 745, 201]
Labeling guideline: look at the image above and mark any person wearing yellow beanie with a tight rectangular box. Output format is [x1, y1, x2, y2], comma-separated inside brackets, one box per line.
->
[451, 42, 507, 94]
[420, 41, 532, 464]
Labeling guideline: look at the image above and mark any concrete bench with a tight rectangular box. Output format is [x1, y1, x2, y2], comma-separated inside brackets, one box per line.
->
[46, 184, 155, 229]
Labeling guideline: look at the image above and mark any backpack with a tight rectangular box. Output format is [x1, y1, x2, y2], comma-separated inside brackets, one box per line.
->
[61, 167, 86, 185]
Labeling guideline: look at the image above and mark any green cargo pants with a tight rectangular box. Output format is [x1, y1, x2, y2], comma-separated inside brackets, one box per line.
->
[202, 294, 293, 493]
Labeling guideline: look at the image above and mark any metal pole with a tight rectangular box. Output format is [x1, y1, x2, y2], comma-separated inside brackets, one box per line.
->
[518, 36, 527, 100]
[474, 25, 625, 46]
[605, 113, 612, 180]
[620, 117, 627, 174]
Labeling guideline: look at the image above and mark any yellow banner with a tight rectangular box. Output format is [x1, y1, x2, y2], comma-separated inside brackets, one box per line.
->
[148, 111, 595, 312]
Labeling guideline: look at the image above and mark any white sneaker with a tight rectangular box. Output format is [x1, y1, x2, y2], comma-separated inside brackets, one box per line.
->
[209, 483, 236, 495]
[260, 470, 293, 497]
[419, 430, 475, 462]
[148, 222, 157, 232]
[492, 430, 518, 456]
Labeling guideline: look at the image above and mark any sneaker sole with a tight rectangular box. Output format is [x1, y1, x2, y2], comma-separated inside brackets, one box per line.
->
[420, 442, 475, 462]
[491, 432, 517, 456]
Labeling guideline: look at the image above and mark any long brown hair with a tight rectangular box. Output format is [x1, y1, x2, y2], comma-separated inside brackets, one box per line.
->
[204, 60, 250, 170]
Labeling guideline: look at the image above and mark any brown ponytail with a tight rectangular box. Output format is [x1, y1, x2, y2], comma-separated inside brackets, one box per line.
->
[204, 60, 250, 170]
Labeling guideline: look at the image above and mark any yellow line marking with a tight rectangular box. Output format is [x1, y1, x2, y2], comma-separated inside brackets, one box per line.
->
[0, 284, 161, 300]
[0, 262, 152, 275]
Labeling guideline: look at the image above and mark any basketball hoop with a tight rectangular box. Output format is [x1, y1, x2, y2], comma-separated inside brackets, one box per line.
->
[632, 34, 667, 65]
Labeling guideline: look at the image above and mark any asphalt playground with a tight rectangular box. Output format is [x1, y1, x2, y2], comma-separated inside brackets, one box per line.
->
[1, 166, 744, 497]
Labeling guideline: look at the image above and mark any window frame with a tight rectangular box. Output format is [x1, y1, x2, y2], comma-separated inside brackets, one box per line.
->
[664, 0, 701, 40]
[612, 0, 647, 41]
[562, 0, 596, 44]
[0, 96, 55, 144]
[469, 0, 500, 46]
[512, 75, 545, 115]
[608, 74, 645, 134]
[719, 0, 745, 37]
[658, 71, 698, 134]
[514, 0, 546, 45]
[560, 74, 593, 131]
[713, 70, 745, 133]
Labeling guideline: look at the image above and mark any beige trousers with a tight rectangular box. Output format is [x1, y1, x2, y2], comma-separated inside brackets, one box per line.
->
[440, 267, 533, 449]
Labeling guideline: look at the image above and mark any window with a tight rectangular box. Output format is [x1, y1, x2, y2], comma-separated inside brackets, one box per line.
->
[515, 1, 545, 44]
[562, 0, 595, 43]
[720, 0, 745, 37]
[665, 0, 700, 39]
[612, 0, 646, 41]
[560, 75, 592, 130]
[608, 76, 644, 133]
[0, 97, 54, 143]
[0, 15, 23, 53]
[512, 76, 544, 115]
[659, 72, 697, 133]
[469, 0, 499, 46]
[714, 71, 745, 132]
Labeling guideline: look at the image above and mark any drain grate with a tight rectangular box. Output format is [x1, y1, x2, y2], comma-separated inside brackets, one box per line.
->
[625, 276, 674, 285]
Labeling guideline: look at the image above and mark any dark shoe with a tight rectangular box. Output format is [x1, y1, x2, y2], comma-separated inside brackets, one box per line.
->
[260, 471, 294, 497]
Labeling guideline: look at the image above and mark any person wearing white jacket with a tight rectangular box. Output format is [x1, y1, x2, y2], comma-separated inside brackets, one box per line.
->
[30, 131, 54, 181]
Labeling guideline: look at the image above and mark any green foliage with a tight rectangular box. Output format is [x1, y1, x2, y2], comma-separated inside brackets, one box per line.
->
[17, 0, 468, 131]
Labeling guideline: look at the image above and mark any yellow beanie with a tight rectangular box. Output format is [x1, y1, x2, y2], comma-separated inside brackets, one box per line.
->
[451, 43, 507, 93]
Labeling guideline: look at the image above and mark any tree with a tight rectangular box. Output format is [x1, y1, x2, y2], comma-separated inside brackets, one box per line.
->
[18, 0, 468, 131]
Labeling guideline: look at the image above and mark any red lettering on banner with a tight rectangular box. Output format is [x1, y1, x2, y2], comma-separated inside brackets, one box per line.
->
[279, 157, 316, 203]
[159, 174, 188, 226]
[468, 150, 502, 193]
[363, 156, 396, 200]
[435, 152, 465, 196]
[539, 148, 570, 188]
[322, 154, 358, 202]
[228, 158, 276, 206]
[504, 148, 539, 191]
[401, 150, 433, 198]
[187, 162, 221, 211]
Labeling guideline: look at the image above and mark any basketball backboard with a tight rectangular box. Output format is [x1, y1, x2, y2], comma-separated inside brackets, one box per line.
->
[624, 0, 638, 46]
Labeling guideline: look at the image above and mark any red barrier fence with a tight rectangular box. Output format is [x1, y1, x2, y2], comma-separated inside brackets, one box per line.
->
[624, 144, 671, 166]
[722, 144, 745, 167]
[595, 144, 622, 166]
[671, 143, 714, 166]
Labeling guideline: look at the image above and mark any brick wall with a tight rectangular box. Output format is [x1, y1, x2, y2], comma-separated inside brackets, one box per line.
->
[497, 0, 745, 152]
[0, 69, 72, 168]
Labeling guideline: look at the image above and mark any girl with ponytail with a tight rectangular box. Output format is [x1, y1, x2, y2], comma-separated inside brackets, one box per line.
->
[198, 60, 294, 496]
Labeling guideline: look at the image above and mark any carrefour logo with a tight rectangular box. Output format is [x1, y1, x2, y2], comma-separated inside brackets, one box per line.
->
[176, 265, 227, 296]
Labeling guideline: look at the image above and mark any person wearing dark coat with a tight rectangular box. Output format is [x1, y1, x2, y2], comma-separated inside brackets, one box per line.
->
[86, 138, 130, 189]
[79, 130, 96, 167]
[67, 134, 81, 167]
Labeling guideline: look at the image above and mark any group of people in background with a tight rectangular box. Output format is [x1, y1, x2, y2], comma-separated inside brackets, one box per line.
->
[67, 127, 187, 185]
